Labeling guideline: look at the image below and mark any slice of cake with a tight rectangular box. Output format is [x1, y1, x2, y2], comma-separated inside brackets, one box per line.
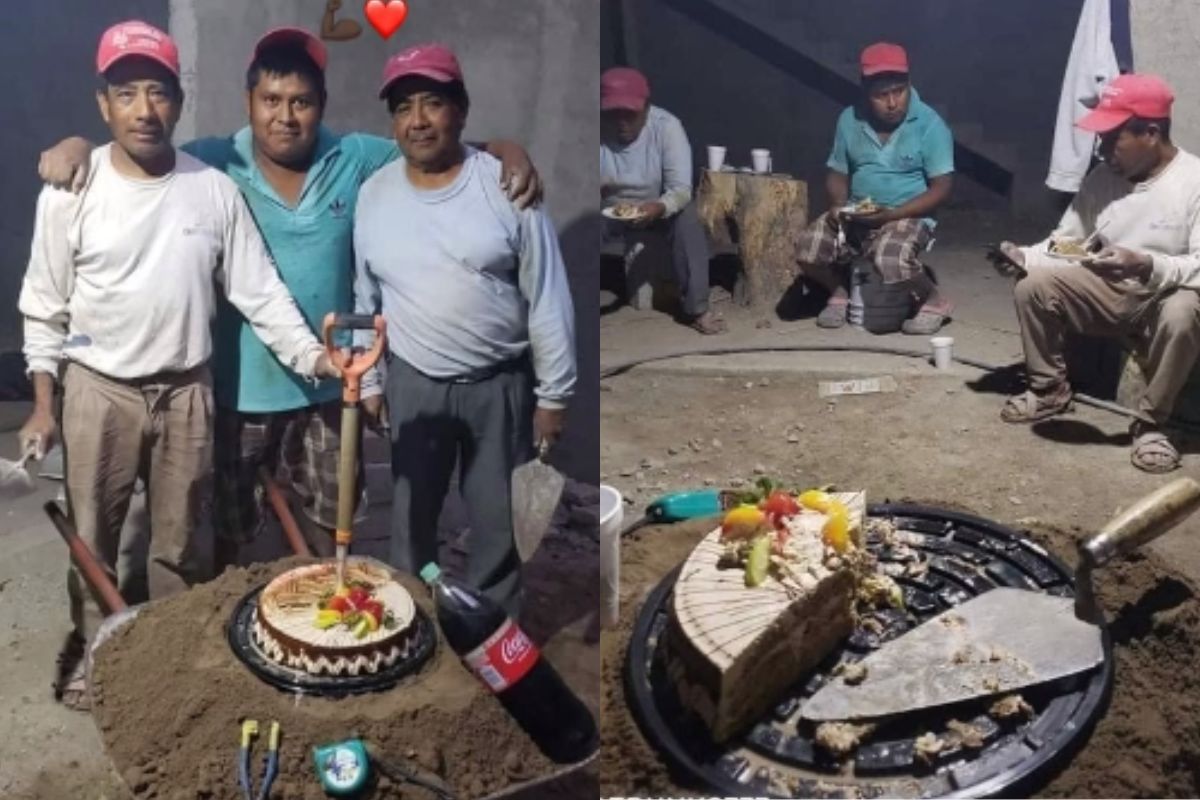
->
[253, 558, 421, 676]
[665, 491, 865, 742]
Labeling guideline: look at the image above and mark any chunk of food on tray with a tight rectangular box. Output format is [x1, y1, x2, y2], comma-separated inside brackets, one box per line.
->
[610, 202, 643, 220]
[1048, 236, 1091, 257]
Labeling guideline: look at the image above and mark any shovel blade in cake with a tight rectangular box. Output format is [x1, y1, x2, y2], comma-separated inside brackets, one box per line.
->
[800, 587, 1105, 721]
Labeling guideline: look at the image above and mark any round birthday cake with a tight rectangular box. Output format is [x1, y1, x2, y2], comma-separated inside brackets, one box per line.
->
[252, 558, 420, 676]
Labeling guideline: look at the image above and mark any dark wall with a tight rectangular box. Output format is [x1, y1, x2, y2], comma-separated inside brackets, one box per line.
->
[0, 1, 171, 351]
[607, 0, 1083, 220]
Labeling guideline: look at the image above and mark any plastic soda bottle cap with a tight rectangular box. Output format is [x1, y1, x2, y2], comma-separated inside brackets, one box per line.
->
[419, 563, 441, 584]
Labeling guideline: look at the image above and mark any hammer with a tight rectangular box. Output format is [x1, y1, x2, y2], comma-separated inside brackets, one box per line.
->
[1074, 476, 1200, 623]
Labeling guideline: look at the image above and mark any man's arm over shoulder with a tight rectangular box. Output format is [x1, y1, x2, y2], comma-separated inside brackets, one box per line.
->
[341, 132, 401, 181]
[214, 181, 325, 377]
[19, 185, 80, 376]
[180, 135, 237, 170]
[516, 205, 576, 409]
[352, 183, 387, 400]
[656, 109, 693, 215]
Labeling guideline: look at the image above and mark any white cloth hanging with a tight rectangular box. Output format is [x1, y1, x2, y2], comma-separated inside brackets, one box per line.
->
[1046, 0, 1120, 193]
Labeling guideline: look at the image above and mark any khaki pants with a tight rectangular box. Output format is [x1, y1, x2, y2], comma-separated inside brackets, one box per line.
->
[1014, 265, 1200, 426]
[62, 362, 215, 642]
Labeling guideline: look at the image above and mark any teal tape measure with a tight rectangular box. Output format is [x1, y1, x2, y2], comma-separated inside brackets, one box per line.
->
[313, 739, 370, 795]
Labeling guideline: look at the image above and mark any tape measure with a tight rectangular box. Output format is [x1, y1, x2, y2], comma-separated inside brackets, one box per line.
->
[313, 739, 370, 796]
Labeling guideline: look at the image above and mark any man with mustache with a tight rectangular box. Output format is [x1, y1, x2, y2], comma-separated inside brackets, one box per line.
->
[992, 74, 1200, 474]
[354, 44, 576, 614]
[18, 21, 340, 710]
[795, 42, 955, 334]
[40, 28, 541, 570]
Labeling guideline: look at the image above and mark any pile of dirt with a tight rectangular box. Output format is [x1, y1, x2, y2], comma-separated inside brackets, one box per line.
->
[600, 514, 1200, 799]
[90, 558, 559, 800]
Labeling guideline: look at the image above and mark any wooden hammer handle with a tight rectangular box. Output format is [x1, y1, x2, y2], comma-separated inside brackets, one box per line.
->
[43, 501, 128, 615]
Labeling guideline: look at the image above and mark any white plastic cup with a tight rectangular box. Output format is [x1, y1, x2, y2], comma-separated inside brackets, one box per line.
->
[599, 484, 623, 628]
[751, 148, 773, 174]
[707, 145, 727, 171]
[931, 336, 955, 370]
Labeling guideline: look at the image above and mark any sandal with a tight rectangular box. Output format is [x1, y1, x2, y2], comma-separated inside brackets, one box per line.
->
[1130, 426, 1181, 474]
[901, 304, 953, 335]
[56, 666, 91, 712]
[816, 298, 849, 329]
[1000, 387, 1074, 423]
[686, 310, 728, 335]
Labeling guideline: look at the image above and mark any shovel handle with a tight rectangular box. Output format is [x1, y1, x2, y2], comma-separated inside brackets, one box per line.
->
[1080, 477, 1200, 568]
[321, 313, 387, 404]
[43, 502, 128, 615]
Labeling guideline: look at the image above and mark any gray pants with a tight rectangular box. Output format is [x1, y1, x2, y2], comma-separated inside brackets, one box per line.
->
[622, 203, 712, 316]
[385, 356, 534, 615]
[1015, 265, 1200, 426]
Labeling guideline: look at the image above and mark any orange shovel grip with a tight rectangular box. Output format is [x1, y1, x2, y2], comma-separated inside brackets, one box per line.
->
[321, 313, 387, 403]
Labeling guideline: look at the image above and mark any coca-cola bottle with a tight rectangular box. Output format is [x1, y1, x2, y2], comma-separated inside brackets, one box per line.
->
[418, 563, 598, 764]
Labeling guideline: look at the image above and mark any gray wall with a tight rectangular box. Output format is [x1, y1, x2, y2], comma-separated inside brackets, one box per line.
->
[0, 1, 170, 351]
[1132, 0, 1200, 156]
[606, 0, 1085, 221]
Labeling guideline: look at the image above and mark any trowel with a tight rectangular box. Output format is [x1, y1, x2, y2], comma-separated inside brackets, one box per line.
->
[0, 442, 39, 500]
[801, 477, 1200, 721]
[512, 439, 565, 562]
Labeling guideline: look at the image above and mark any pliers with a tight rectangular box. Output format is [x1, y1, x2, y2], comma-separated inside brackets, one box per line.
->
[238, 719, 280, 800]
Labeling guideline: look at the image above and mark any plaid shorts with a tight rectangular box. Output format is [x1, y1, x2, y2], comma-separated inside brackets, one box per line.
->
[795, 213, 932, 284]
[213, 401, 366, 544]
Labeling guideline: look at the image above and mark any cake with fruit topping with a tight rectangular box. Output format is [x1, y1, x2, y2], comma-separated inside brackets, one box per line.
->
[252, 558, 420, 676]
[665, 488, 866, 742]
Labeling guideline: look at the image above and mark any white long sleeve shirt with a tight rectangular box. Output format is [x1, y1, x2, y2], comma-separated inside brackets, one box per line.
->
[1022, 150, 1200, 293]
[19, 145, 324, 380]
[1046, 0, 1119, 193]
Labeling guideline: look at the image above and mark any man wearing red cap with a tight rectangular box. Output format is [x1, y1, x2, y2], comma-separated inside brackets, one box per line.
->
[600, 66, 725, 335]
[795, 42, 956, 334]
[17, 21, 342, 709]
[40, 27, 542, 571]
[992, 74, 1200, 474]
[354, 44, 576, 614]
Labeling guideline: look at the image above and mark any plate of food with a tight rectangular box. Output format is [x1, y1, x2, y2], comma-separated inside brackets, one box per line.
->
[839, 197, 881, 216]
[603, 202, 647, 223]
[1047, 237, 1093, 261]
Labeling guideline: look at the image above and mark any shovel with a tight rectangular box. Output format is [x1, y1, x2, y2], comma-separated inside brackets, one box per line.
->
[512, 439, 565, 562]
[321, 312, 387, 588]
[801, 477, 1200, 721]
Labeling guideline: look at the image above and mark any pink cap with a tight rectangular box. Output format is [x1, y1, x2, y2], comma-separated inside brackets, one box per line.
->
[250, 27, 328, 71]
[601, 67, 650, 112]
[860, 42, 909, 77]
[1077, 74, 1175, 133]
[378, 43, 464, 99]
[96, 20, 180, 78]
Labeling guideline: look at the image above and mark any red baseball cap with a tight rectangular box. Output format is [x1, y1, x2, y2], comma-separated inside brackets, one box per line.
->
[1077, 74, 1175, 133]
[860, 42, 909, 77]
[96, 20, 180, 78]
[601, 67, 650, 112]
[250, 27, 328, 71]
[378, 43, 464, 99]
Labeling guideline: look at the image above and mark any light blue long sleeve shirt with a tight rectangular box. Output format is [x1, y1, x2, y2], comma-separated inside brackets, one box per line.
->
[353, 148, 576, 409]
[600, 105, 693, 216]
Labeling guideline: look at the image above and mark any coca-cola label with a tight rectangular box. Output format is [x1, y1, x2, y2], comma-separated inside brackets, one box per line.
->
[462, 619, 540, 693]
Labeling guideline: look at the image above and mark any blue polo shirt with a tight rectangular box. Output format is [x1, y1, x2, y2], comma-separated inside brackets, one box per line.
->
[826, 88, 954, 224]
[182, 127, 398, 412]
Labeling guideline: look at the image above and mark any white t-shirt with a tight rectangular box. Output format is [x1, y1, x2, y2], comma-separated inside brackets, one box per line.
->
[19, 145, 323, 380]
[1022, 149, 1200, 293]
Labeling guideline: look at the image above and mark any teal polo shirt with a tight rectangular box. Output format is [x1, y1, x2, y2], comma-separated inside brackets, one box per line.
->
[183, 126, 398, 412]
[826, 88, 954, 226]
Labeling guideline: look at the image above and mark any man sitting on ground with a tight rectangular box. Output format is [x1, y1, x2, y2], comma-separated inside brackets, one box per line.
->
[993, 74, 1200, 474]
[795, 42, 954, 334]
[600, 67, 725, 335]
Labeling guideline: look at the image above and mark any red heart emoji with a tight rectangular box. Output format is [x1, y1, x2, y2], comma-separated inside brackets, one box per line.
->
[364, 0, 408, 39]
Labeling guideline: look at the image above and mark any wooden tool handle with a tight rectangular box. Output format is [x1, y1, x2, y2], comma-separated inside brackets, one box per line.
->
[1080, 477, 1200, 568]
[44, 501, 128, 615]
